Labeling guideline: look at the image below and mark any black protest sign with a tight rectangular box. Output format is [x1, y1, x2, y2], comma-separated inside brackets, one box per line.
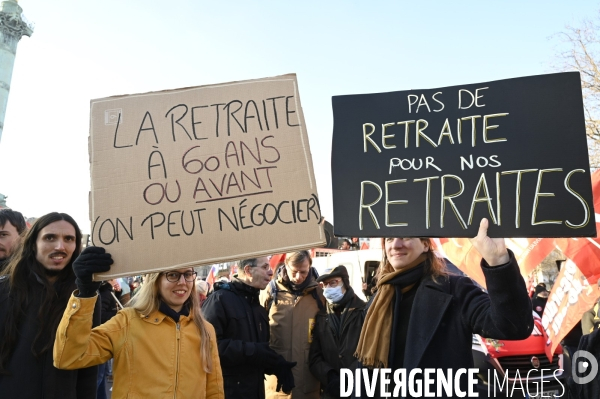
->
[331, 72, 595, 238]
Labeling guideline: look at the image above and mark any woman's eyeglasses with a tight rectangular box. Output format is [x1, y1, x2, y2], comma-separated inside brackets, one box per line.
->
[163, 271, 197, 283]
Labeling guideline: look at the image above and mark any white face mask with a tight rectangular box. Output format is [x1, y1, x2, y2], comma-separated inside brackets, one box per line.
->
[323, 286, 345, 304]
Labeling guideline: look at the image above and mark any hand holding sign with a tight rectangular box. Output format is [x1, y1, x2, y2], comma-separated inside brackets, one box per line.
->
[469, 218, 509, 266]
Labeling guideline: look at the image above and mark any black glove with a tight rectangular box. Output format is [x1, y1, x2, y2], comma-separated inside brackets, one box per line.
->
[275, 359, 296, 394]
[253, 342, 283, 368]
[326, 372, 340, 398]
[73, 246, 113, 297]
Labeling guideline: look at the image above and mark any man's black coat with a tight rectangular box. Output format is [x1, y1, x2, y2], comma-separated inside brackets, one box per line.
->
[309, 293, 366, 385]
[203, 278, 274, 399]
[0, 273, 101, 399]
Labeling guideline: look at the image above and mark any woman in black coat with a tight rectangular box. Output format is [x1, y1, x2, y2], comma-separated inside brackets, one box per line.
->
[354, 218, 534, 398]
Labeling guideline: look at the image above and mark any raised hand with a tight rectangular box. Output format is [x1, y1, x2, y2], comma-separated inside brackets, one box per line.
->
[73, 246, 113, 297]
[469, 218, 509, 267]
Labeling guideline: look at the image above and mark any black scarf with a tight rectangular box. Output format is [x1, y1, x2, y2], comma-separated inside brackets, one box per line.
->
[159, 301, 190, 323]
[231, 277, 260, 304]
[281, 266, 314, 295]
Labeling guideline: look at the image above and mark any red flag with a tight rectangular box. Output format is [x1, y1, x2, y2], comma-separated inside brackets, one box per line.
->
[505, 237, 556, 277]
[542, 259, 600, 356]
[269, 253, 286, 272]
[441, 236, 555, 288]
[229, 264, 238, 280]
[542, 169, 600, 356]
[205, 264, 218, 288]
[555, 169, 600, 283]
[441, 238, 488, 287]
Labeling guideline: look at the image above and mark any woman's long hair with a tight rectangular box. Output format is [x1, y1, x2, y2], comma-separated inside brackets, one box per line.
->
[128, 271, 214, 373]
[0, 212, 82, 375]
[374, 238, 447, 285]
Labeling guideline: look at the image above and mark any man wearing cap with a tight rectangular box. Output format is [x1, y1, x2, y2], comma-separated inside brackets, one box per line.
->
[309, 266, 366, 399]
[203, 257, 296, 399]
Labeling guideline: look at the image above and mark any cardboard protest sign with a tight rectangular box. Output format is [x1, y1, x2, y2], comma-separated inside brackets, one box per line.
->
[89, 74, 325, 278]
[332, 72, 595, 237]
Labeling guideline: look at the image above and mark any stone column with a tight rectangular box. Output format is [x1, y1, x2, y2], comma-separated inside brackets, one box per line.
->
[0, 0, 32, 143]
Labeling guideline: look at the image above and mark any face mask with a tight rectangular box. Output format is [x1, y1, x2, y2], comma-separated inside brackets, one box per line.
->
[323, 286, 344, 304]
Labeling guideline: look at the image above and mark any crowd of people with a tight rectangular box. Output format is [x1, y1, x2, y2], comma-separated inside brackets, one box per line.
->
[0, 207, 598, 398]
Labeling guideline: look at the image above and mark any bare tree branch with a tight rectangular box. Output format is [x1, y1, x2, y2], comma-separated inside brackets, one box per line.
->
[554, 14, 600, 168]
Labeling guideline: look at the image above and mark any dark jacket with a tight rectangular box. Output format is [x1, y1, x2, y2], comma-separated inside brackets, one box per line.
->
[98, 281, 117, 324]
[309, 290, 365, 397]
[568, 326, 600, 399]
[0, 273, 101, 399]
[359, 252, 533, 398]
[202, 278, 273, 399]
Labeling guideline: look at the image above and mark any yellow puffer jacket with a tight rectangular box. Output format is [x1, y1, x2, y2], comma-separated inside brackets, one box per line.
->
[54, 294, 224, 399]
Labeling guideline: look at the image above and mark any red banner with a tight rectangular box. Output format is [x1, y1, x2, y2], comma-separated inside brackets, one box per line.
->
[229, 264, 238, 280]
[440, 236, 555, 288]
[542, 259, 600, 356]
[555, 169, 600, 283]
[542, 169, 600, 355]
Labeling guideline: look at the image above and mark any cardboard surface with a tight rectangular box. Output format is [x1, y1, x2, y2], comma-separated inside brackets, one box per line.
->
[331, 72, 596, 238]
[89, 74, 324, 278]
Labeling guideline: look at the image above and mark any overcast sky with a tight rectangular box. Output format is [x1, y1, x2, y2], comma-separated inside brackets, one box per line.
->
[0, 0, 598, 232]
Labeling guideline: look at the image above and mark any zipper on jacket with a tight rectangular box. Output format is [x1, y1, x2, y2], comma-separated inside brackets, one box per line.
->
[174, 323, 181, 399]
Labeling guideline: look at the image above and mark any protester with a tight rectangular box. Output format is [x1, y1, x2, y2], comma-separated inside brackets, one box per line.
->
[203, 257, 296, 399]
[196, 278, 209, 306]
[568, 326, 600, 399]
[309, 265, 366, 399]
[0, 212, 100, 398]
[112, 277, 131, 305]
[53, 246, 224, 398]
[339, 239, 351, 251]
[0, 208, 26, 272]
[130, 276, 142, 298]
[263, 250, 324, 399]
[353, 218, 533, 398]
[582, 287, 600, 334]
[531, 283, 550, 317]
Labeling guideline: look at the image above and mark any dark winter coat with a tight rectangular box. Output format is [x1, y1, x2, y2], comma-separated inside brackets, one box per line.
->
[98, 281, 117, 324]
[309, 290, 365, 397]
[568, 326, 600, 399]
[202, 278, 272, 399]
[0, 273, 101, 399]
[358, 252, 533, 398]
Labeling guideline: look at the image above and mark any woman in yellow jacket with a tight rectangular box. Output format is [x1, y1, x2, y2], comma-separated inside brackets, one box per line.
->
[53, 246, 224, 399]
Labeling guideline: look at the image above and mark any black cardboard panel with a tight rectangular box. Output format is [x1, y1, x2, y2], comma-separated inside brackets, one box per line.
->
[331, 72, 595, 238]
